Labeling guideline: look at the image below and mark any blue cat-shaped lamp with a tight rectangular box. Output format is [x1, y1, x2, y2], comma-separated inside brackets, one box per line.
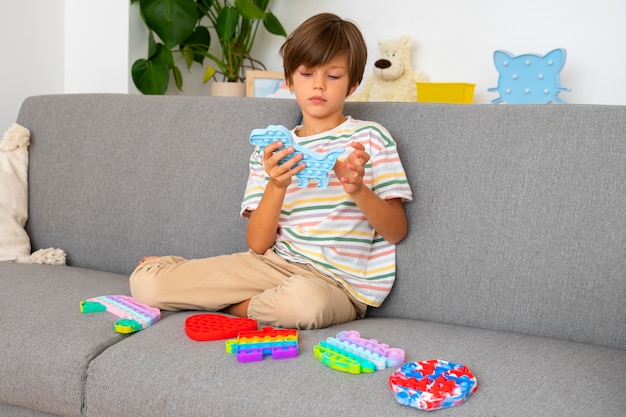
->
[489, 48, 569, 104]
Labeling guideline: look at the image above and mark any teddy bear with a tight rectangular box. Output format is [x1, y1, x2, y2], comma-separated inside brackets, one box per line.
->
[349, 36, 427, 102]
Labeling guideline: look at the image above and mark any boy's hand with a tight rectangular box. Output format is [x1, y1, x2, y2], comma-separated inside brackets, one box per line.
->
[263, 141, 305, 188]
[247, 141, 304, 254]
[334, 142, 371, 195]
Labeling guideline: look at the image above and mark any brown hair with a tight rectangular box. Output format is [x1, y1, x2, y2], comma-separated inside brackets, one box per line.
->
[279, 13, 367, 93]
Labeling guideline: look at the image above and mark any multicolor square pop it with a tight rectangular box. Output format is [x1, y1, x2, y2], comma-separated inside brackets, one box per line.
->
[389, 359, 477, 411]
[225, 326, 298, 362]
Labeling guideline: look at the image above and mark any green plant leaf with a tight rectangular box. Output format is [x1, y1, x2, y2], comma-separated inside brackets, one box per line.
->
[202, 66, 217, 83]
[195, 0, 213, 14]
[215, 6, 239, 41]
[148, 31, 158, 57]
[134, 0, 286, 92]
[173, 65, 183, 90]
[131, 56, 170, 95]
[180, 25, 210, 65]
[158, 44, 175, 68]
[181, 44, 194, 69]
[263, 11, 286, 36]
[140, 0, 198, 48]
[253, 0, 270, 12]
[235, 0, 265, 19]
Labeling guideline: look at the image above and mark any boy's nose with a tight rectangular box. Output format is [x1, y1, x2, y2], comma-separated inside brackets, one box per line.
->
[313, 74, 326, 90]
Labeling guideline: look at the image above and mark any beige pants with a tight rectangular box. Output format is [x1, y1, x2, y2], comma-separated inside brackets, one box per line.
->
[129, 249, 366, 329]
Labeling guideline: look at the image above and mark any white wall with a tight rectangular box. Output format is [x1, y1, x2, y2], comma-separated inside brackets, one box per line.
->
[1, 0, 625, 130]
[130, 0, 626, 104]
[0, 0, 129, 130]
[64, 0, 129, 94]
[250, 0, 626, 105]
[0, 0, 65, 130]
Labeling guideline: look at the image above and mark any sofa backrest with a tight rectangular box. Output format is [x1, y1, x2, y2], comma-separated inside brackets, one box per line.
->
[18, 94, 301, 272]
[18, 95, 626, 350]
[345, 102, 626, 350]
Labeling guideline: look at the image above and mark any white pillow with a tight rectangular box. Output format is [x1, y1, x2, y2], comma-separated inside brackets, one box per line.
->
[0, 123, 31, 262]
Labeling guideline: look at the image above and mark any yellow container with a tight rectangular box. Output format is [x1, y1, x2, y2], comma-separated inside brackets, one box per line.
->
[416, 82, 476, 104]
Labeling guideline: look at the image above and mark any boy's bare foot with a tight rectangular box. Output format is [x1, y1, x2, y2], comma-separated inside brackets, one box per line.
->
[222, 299, 251, 318]
[138, 256, 159, 265]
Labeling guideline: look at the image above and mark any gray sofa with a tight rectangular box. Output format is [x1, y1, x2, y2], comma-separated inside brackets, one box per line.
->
[1, 94, 624, 417]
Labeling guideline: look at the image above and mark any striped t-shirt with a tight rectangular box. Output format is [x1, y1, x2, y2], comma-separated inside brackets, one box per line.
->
[240, 117, 413, 306]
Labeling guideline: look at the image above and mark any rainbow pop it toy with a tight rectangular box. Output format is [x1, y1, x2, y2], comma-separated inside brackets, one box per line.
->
[226, 326, 298, 363]
[80, 295, 160, 334]
[313, 330, 405, 374]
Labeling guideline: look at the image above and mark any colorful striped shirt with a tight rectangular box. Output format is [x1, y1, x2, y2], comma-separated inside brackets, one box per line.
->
[240, 117, 413, 306]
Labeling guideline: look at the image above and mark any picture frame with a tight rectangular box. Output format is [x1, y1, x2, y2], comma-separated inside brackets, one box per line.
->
[246, 70, 295, 99]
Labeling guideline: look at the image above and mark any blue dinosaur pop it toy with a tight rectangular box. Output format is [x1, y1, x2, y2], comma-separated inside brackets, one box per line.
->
[489, 48, 569, 104]
[249, 125, 343, 188]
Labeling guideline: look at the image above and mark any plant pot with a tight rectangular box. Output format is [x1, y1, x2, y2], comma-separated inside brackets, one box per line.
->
[210, 82, 246, 97]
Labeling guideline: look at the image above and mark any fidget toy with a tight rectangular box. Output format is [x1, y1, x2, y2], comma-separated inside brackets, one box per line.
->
[226, 326, 298, 363]
[313, 330, 405, 374]
[185, 314, 258, 341]
[249, 125, 343, 188]
[80, 295, 160, 334]
[388, 359, 478, 411]
[489, 48, 569, 104]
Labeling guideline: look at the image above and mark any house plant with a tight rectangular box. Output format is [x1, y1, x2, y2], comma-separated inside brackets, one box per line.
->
[130, 0, 286, 95]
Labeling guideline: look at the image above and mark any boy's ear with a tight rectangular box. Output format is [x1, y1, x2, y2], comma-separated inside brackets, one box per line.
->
[347, 83, 360, 97]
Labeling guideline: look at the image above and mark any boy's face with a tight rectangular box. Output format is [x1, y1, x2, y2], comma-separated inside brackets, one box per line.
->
[287, 54, 359, 125]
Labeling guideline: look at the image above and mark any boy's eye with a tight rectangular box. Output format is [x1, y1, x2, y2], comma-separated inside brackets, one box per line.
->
[300, 72, 313, 77]
[328, 75, 341, 80]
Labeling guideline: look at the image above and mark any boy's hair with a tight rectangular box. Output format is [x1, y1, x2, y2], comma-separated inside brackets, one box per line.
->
[279, 13, 367, 93]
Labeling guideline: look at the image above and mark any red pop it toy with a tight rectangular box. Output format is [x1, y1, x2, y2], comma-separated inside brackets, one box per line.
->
[185, 314, 258, 341]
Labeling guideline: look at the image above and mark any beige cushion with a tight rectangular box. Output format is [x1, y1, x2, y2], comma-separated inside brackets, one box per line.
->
[0, 123, 31, 262]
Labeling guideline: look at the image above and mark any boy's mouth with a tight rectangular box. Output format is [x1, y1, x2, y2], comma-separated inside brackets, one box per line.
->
[309, 95, 326, 104]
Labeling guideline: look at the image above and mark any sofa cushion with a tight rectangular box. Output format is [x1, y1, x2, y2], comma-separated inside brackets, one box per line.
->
[0, 124, 31, 263]
[0, 403, 58, 417]
[83, 314, 626, 417]
[0, 264, 131, 417]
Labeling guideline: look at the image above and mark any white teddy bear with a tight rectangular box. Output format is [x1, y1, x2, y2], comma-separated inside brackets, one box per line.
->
[349, 36, 428, 102]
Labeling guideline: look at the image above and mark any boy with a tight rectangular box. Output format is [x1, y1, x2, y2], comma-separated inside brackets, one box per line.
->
[130, 13, 412, 329]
